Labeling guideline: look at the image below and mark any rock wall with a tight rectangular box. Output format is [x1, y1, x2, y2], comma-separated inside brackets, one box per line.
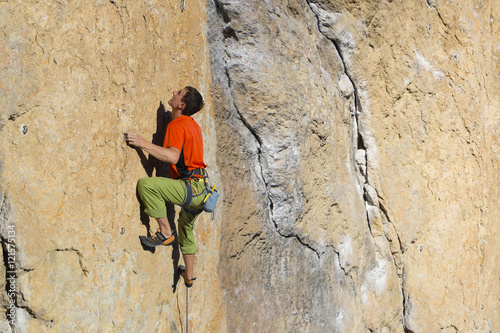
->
[1, 0, 226, 332]
[209, 0, 499, 332]
[1, 0, 499, 332]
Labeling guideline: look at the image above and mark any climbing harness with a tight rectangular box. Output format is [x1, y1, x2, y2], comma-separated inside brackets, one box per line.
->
[180, 168, 220, 219]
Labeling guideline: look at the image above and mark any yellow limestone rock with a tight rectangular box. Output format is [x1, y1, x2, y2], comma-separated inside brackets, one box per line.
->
[1, 0, 225, 332]
[1, 0, 499, 332]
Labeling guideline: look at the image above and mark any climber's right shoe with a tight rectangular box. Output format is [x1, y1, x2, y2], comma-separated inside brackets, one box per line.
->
[140, 230, 177, 247]
[177, 265, 196, 288]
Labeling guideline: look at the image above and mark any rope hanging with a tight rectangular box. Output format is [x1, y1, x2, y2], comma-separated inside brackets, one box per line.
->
[186, 288, 189, 333]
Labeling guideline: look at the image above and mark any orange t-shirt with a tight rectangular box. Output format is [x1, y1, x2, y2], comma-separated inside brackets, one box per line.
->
[164, 115, 207, 179]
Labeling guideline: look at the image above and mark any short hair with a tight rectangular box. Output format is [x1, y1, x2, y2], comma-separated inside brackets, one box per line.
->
[181, 86, 205, 116]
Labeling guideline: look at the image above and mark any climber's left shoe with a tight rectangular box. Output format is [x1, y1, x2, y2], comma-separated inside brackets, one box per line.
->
[140, 230, 177, 247]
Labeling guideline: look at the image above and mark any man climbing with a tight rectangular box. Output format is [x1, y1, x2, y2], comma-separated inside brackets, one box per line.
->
[124, 86, 206, 288]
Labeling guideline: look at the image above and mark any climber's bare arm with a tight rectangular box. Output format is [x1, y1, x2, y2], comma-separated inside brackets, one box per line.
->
[124, 132, 180, 164]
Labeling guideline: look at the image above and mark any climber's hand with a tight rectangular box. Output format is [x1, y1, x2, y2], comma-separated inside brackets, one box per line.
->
[124, 132, 144, 148]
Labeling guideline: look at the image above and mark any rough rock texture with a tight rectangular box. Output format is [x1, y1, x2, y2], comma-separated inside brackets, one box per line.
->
[209, 0, 499, 332]
[1, 0, 499, 332]
[1, 0, 226, 332]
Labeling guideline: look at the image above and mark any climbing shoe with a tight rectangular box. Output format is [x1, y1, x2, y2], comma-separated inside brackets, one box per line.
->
[140, 230, 177, 247]
[177, 265, 196, 288]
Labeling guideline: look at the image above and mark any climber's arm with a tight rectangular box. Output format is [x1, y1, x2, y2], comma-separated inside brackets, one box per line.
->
[124, 132, 180, 164]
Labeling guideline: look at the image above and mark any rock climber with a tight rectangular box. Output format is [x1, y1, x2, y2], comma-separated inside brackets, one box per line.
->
[124, 86, 206, 288]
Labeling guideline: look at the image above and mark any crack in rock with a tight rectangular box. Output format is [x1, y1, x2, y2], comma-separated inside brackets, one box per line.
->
[0, 235, 54, 330]
[306, 1, 410, 330]
[229, 232, 261, 259]
[55, 248, 89, 277]
[216, 0, 321, 260]
[0, 194, 82, 330]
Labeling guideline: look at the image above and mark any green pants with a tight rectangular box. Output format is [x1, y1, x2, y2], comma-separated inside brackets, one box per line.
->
[137, 177, 206, 254]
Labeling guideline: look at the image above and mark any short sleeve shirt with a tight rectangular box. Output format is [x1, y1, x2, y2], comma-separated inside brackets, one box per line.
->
[164, 115, 207, 179]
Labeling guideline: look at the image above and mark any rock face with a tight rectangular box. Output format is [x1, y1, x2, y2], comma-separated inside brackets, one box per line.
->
[208, 0, 499, 332]
[1, 0, 499, 332]
[1, 1, 225, 332]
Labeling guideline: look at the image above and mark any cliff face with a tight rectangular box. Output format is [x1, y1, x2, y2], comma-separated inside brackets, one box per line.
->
[0, 1, 225, 332]
[209, 0, 499, 332]
[1, 0, 499, 332]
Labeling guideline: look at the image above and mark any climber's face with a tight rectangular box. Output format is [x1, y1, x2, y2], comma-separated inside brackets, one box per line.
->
[168, 88, 187, 112]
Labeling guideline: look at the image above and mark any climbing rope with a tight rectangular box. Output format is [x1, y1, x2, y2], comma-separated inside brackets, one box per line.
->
[186, 288, 189, 333]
